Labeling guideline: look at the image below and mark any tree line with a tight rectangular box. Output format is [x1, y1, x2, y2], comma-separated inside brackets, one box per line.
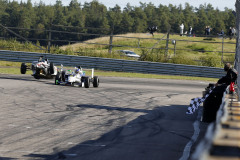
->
[0, 0, 236, 45]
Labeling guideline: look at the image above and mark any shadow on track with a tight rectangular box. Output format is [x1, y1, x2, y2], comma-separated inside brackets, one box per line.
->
[22, 104, 208, 160]
[0, 74, 56, 85]
[0, 157, 15, 160]
[74, 104, 151, 114]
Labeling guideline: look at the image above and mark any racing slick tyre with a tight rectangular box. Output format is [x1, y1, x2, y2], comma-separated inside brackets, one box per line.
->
[31, 64, 35, 70]
[55, 72, 61, 85]
[93, 76, 99, 87]
[84, 77, 90, 88]
[50, 62, 54, 74]
[20, 63, 27, 74]
[61, 71, 66, 82]
[33, 74, 40, 79]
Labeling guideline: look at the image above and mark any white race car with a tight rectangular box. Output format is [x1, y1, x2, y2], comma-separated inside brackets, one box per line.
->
[55, 65, 99, 88]
[20, 56, 57, 79]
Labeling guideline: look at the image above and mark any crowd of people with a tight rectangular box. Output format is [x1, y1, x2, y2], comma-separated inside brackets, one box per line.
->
[228, 27, 236, 39]
[179, 23, 237, 39]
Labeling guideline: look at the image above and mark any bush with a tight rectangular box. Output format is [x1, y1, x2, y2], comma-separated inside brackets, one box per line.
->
[199, 55, 222, 67]
[139, 49, 166, 62]
[170, 55, 197, 65]
[186, 44, 212, 53]
[223, 55, 235, 63]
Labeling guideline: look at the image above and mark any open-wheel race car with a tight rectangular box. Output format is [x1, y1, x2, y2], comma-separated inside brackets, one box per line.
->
[20, 56, 58, 79]
[55, 65, 99, 88]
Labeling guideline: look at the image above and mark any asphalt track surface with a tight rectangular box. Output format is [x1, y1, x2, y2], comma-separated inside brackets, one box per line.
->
[0, 74, 211, 160]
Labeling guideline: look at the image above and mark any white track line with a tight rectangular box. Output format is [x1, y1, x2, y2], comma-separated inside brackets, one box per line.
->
[179, 108, 202, 160]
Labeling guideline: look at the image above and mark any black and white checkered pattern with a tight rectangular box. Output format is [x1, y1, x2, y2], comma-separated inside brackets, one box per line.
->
[186, 88, 214, 114]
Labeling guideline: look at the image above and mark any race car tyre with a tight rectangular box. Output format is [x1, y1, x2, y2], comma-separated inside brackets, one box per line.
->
[35, 68, 40, 75]
[84, 77, 90, 88]
[78, 83, 82, 87]
[31, 64, 35, 70]
[61, 71, 66, 82]
[55, 72, 61, 85]
[33, 74, 40, 79]
[20, 63, 27, 74]
[93, 76, 99, 87]
[50, 62, 54, 74]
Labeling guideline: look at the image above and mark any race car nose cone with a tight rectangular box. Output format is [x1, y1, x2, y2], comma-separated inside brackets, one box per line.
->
[68, 76, 75, 82]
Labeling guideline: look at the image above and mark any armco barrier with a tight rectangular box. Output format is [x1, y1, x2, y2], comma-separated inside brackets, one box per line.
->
[192, 90, 240, 160]
[0, 50, 225, 78]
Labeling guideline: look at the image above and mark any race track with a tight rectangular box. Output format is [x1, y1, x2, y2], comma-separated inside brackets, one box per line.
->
[0, 74, 211, 160]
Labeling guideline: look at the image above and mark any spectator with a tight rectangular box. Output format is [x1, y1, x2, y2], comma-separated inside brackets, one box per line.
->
[205, 26, 208, 35]
[215, 63, 237, 86]
[218, 29, 224, 37]
[205, 26, 211, 35]
[147, 26, 157, 36]
[232, 27, 236, 37]
[179, 23, 184, 36]
[207, 26, 211, 35]
[228, 27, 233, 39]
[188, 26, 193, 36]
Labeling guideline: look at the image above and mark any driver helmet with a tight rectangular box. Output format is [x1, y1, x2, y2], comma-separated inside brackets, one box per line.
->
[75, 68, 80, 73]
[38, 56, 44, 62]
[224, 63, 231, 71]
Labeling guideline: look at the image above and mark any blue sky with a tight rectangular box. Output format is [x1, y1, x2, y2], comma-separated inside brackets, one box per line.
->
[16, 0, 235, 11]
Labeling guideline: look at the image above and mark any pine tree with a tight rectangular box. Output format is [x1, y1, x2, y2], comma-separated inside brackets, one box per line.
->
[108, 5, 122, 34]
[130, 7, 147, 33]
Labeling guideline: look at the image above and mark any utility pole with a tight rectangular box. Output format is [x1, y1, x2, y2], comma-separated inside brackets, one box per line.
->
[221, 37, 224, 63]
[165, 32, 170, 58]
[165, 26, 171, 58]
[235, 0, 240, 100]
[108, 25, 114, 54]
[48, 22, 52, 53]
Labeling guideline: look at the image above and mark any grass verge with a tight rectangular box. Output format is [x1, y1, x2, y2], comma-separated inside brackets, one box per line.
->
[0, 61, 217, 82]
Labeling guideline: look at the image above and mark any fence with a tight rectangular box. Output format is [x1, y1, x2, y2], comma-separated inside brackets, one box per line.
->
[0, 25, 236, 64]
[0, 50, 225, 78]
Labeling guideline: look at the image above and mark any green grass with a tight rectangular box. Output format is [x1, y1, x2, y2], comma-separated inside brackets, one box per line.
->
[0, 33, 236, 68]
[0, 68, 31, 75]
[59, 33, 236, 67]
[95, 70, 217, 82]
[0, 60, 217, 82]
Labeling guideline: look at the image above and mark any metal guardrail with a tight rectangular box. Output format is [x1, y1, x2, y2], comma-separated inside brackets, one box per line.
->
[192, 90, 240, 160]
[0, 50, 225, 78]
[191, 90, 229, 160]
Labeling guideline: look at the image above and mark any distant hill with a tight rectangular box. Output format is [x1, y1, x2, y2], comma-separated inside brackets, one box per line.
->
[60, 33, 155, 51]
[59, 32, 236, 68]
